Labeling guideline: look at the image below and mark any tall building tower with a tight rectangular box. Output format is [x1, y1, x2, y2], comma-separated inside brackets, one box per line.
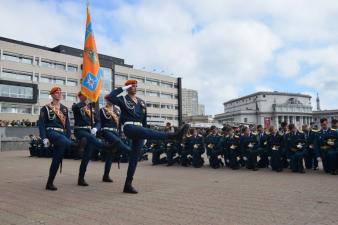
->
[316, 93, 321, 111]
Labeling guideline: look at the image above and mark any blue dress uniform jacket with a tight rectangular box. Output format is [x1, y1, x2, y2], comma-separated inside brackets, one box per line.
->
[285, 131, 307, 172]
[72, 102, 101, 130]
[267, 132, 284, 171]
[316, 128, 338, 173]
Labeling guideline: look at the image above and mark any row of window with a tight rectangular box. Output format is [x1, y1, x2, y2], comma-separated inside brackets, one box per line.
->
[147, 114, 179, 121]
[146, 102, 178, 110]
[0, 68, 79, 86]
[2, 51, 79, 72]
[116, 85, 177, 99]
[39, 91, 78, 102]
[0, 84, 33, 99]
[115, 73, 177, 89]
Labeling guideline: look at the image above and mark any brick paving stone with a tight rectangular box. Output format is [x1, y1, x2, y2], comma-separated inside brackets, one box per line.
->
[0, 151, 338, 225]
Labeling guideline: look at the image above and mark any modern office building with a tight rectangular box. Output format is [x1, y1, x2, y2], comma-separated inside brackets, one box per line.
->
[0, 36, 182, 126]
[214, 91, 313, 128]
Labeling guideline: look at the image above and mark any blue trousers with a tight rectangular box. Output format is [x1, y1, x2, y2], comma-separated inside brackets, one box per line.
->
[245, 149, 259, 169]
[123, 125, 168, 181]
[46, 130, 72, 180]
[269, 150, 283, 171]
[74, 129, 105, 177]
[101, 130, 131, 175]
[321, 150, 337, 173]
[305, 148, 318, 169]
[289, 151, 305, 172]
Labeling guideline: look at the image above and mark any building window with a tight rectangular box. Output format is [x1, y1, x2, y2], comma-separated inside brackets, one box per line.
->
[147, 91, 160, 97]
[40, 75, 65, 85]
[146, 79, 159, 86]
[39, 91, 51, 100]
[161, 82, 173, 88]
[67, 79, 78, 86]
[130, 76, 145, 83]
[115, 74, 128, 80]
[1, 69, 33, 81]
[0, 84, 33, 99]
[137, 90, 145, 96]
[67, 94, 77, 102]
[40, 59, 66, 70]
[244, 118, 248, 123]
[67, 64, 78, 72]
[1, 104, 32, 114]
[2, 51, 33, 65]
[161, 93, 173, 99]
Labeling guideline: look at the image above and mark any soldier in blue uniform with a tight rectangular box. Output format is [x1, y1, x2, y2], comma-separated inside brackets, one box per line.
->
[150, 139, 167, 165]
[219, 126, 241, 170]
[285, 124, 306, 173]
[72, 92, 117, 186]
[240, 126, 260, 170]
[39, 87, 86, 191]
[99, 95, 132, 182]
[267, 126, 284, 172]
[180, 134, 192, 167]
[257, 125, 269, 168]
[188, 128, 205, 168]
[106, 79, 190, 193]
[316, 118, 338, 175]
[165, 139, 180, 166]
[206, 126, 223, 169]
[302, 124, 319, 170]
[279, 121, 290, 169]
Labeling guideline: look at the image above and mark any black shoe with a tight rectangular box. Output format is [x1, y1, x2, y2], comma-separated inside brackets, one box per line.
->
[123, 180, 138, 194]
[330, 170, 337, 175]
[299, 169, 305, 174]
[78, 176, 89, 186]
[102, 175, 113, 182]
[45, 182, 57, 191]
[252, 167, 258, 171]
[168, 124, 190, 142]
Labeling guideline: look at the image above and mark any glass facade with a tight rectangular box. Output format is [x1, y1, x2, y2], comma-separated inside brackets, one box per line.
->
[0, 84, 33, 99]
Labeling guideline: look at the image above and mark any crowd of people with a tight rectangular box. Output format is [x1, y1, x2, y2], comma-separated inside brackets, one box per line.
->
[0, 119, 35, 127]
[150, 119, 338, 175]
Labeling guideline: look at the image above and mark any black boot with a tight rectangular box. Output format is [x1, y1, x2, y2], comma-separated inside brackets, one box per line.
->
[78, 174, 89, 186]
[123, 179, 138, 194]
[71, 137, 87, 156]
[103, 141, 120, 154]
[167, 124, 190, 142]
[102, 173, 113, 182]
[45, 176, 57, 191]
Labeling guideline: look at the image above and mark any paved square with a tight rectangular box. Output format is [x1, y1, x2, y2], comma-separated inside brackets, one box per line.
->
[0, 150, 337, 225]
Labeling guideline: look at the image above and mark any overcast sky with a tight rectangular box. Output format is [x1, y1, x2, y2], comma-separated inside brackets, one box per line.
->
[1, 0, 338, 115]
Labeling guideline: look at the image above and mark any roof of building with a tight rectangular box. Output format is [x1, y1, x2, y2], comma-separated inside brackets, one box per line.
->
[313, 109, 338, 114]
[223, 91, 312, 105]
[0, 36, 132, 68]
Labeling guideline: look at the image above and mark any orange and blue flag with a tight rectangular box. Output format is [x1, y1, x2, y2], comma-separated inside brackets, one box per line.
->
[80, 4, 102, 102]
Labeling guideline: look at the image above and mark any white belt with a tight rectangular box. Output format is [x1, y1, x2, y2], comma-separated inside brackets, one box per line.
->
[122, 121, 142, 132]
[102, 127, 118, 132]
[123, 122, 142, 126]
[74, 126, 91, 129]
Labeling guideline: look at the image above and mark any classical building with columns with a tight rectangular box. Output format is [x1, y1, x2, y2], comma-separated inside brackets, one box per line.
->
[214, 91, 313, 128]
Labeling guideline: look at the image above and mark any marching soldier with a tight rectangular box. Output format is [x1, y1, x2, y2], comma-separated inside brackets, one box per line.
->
[285, 124, 306, 173]
[302, 124, 319, 170]
[267, 126, 284, 172]
[99, 95, 132, 182]
[106, 80, 190, 193]
[72, 92, 117, 187]
[240, 126, 260, 171]
[39, 87, 86, 191]
[188, 128, 205, 168]
[316, 118, 338, 175]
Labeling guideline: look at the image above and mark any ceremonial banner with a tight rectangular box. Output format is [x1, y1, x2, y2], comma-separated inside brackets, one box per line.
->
[80, 3, 102, 102]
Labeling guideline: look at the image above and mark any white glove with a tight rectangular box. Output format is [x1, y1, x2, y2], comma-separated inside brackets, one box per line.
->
[91, 128, 97, 135]
[287, 159, 291, 162]
[43, 138, 49, 147]
[85, 99, 90, 105]
[143, 139, 147, 145]
[317, 157, 321, 162]
[122, 84, 133, 91]
[268, 156, 271, 161]
[243, 157, 247, 161]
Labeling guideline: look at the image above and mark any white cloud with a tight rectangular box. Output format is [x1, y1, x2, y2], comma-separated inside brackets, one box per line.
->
[1, 0, 338, 114]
